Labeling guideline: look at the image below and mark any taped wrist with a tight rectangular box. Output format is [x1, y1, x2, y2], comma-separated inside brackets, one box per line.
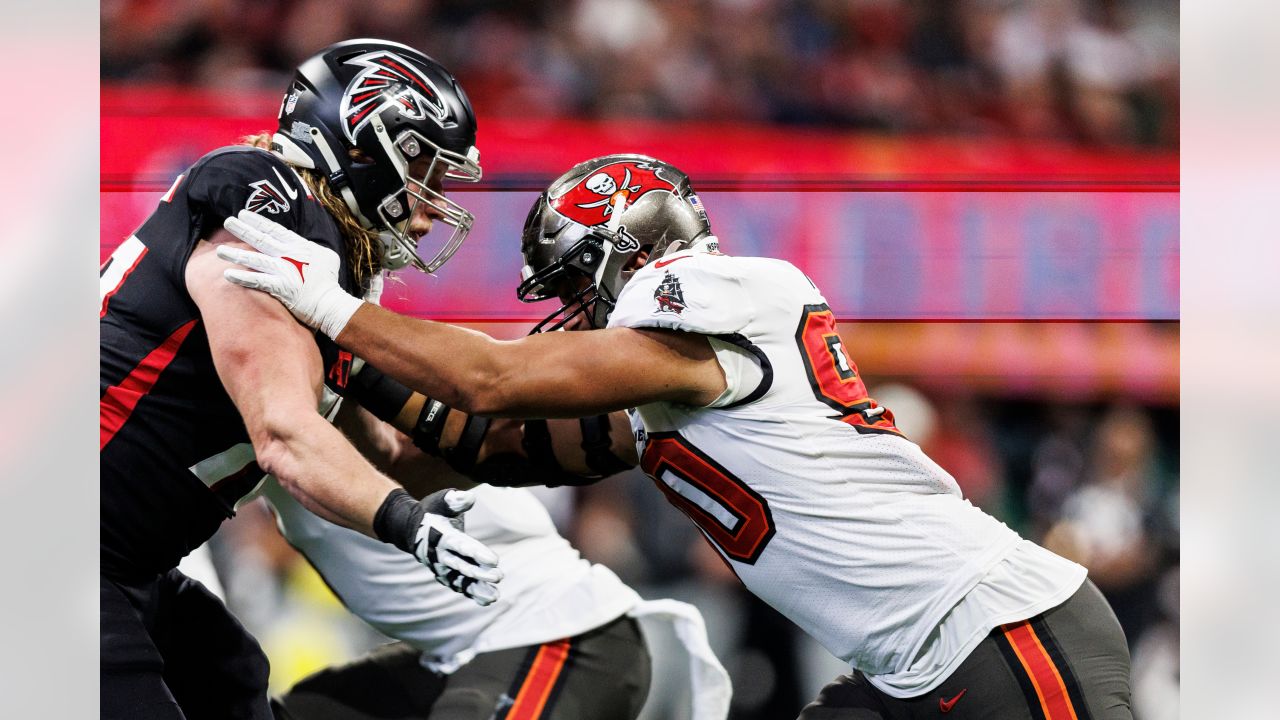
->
[443, 414, 492, 474]
[373, 488, 425, 555]
[412, 398, 451, 456]
[579, 414, 633, 476]
[317, 288, 364, 340]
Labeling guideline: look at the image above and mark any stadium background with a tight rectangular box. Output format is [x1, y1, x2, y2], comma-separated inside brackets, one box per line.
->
[101, 2, 1179, 718]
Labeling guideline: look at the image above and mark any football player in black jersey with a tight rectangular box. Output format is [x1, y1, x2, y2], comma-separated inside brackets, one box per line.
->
[99, 39, 502, 719]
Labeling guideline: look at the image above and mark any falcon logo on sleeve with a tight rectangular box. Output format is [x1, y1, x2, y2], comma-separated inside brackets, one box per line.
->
[245, 178, 291, 215]
[653, 271, 686, 315]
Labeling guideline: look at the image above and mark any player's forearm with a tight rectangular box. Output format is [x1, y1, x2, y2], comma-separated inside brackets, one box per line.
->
[252, 412, 399, 537]
[385, 446, 479, 497]
[333, 397, 407, 469]
[336, 306, 631, 417]
[336, 303, 514, 415]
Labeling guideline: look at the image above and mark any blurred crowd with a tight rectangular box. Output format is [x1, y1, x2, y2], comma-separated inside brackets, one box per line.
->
[208, 388, 1180, 720]
[102, 0, 1179, 148]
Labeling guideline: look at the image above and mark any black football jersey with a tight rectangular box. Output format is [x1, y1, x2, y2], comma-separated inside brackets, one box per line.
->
[100, 146, 364, 579]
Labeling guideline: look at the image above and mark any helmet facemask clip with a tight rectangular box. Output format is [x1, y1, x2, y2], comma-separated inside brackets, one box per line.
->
[371, 119, 482, 273]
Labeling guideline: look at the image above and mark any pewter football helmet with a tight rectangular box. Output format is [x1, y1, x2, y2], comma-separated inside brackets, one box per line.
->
[516, 154, 712, 332]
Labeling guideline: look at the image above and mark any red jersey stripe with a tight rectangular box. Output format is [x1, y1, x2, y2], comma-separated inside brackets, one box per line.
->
[100, 320, 198, 451]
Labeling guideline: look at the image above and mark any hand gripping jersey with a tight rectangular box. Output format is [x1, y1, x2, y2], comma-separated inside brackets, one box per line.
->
[100, 147, 362, 579]
[609, 251, 1085, 697]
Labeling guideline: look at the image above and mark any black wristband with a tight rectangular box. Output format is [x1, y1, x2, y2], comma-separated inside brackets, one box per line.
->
[472, 452, 606, 488]
[472, 452, 539, 487]
[373, 488, 425, 555]
[444, 415, 492, 474]
[579, 414, 633, 477]
[521, 419, 562, 472]
[412, 398, 451, 456]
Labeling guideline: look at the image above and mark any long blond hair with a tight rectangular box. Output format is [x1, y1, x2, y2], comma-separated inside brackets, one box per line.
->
[241, 132, 382, 290]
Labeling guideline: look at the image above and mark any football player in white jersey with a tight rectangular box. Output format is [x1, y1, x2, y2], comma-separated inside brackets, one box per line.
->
[218, 155, 1134, 719]
[266, 402, 730, 720]
[261, 272, 729, 720]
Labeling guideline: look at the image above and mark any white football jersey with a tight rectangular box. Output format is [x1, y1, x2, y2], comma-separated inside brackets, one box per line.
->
[263, 482, 639, 673]
[609, 250, 1085, 696]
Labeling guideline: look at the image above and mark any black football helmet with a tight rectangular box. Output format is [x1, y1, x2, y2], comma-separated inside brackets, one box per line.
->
[271, 38, 482, 273]
[516, 154, 714, 332]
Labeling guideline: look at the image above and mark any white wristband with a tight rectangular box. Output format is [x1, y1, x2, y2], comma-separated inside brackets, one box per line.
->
[315, 287, 365, 339]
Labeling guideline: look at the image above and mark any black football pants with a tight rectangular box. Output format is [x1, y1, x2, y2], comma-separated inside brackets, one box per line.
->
[798, 579, 1132, 720]
[101, 569, 273, 720]
[274, 614, 651, 720]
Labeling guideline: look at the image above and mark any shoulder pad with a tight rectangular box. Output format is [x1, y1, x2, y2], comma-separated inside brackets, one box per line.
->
[187, 147, 310, 229]
[608, 252, 751, 335]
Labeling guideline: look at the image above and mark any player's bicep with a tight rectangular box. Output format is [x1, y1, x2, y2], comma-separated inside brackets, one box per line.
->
[186, 231, 323, 429]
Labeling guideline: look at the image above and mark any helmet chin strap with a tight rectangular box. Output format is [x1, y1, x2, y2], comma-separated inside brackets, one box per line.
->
[661, 240, 688, 257]
[299, 125, 375, 228]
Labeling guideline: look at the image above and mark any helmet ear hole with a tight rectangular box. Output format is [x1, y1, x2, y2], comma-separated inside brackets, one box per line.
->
[624, 246, 654, 272]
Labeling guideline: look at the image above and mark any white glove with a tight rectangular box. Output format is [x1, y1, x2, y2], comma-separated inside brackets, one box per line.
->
[413, 489, 503, 606]
[217, 210, 364, 339]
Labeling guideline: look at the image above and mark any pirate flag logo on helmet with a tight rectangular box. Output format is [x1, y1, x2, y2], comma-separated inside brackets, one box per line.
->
[551, 160, 681, 228]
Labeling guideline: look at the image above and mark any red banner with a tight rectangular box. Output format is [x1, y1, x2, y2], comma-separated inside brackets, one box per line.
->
[102, 85, 1177, 192]
[102, 85, 1179, 322]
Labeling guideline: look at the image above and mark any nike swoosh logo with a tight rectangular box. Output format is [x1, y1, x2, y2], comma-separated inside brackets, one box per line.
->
[282, 256, 308, 281]
[653, 255, 692, 269]
[273, 167, 299, 200]
[939, 688, 967, 713]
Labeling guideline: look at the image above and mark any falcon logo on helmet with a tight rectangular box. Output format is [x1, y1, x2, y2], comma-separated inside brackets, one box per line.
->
[245, 178, 291, 215]
[339, 50, 451, 143]
[271, 40, 482, 275]
[551, 161, 679, 227]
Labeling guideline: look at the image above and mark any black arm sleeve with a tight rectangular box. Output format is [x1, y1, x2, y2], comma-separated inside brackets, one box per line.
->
[345, 364, 414, 425]
[578, 415, 634, 477]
